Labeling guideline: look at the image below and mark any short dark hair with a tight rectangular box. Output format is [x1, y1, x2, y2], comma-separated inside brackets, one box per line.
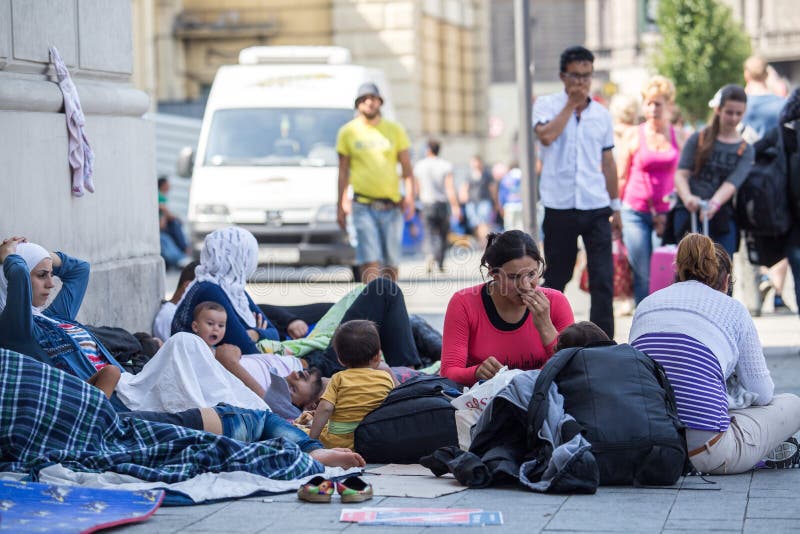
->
[307, 367, 324, 404]
[480, 230, 545, 273]
[332, 320, 381, 367]
[427, 139, 441, 156]
[555, 321, 610, 352]
[177, 261, 198, 290]
[560, 46, 594, 73]
[157, 176, 168, 189]
[193, 301, 226, 320]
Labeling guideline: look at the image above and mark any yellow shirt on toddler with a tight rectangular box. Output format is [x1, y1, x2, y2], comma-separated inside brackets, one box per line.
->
[319, 367, 395, 450]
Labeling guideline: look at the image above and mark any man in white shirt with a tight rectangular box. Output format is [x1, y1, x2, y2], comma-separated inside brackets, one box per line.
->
[533, 45, 621, 338]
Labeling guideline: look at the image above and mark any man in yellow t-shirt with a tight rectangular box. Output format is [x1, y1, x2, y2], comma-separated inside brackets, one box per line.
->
[336, 82, 414, 283]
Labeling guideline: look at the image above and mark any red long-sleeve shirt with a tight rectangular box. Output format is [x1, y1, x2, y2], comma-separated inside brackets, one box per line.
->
[441, 283, 575, 386]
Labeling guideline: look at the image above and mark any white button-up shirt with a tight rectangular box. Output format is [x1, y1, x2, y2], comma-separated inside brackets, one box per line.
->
[533, 91, 615, 210]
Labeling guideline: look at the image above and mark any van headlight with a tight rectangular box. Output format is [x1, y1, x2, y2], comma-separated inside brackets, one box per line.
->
[314, 204, 338, 223]
[195, 204, 231, 221]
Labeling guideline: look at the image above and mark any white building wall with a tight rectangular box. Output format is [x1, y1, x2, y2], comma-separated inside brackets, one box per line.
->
[0, 0, 162, 331]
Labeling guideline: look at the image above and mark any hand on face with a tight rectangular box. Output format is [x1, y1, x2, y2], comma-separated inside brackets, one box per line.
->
[520, 288, 551, 323]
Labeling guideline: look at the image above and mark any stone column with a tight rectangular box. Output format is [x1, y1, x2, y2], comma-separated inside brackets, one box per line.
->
[0, 0, 163, 332]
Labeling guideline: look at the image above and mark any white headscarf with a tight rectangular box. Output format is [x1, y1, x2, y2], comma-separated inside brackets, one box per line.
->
[184, 227, 259, 328]
[0, 241, 51, 316]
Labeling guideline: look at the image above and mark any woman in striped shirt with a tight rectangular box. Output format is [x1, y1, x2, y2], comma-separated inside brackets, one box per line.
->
[630, 233, 800, 474]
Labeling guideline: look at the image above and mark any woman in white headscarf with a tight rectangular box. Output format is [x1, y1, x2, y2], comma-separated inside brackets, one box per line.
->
[171, 227, 277, 354]
[172, 227, 424, 379]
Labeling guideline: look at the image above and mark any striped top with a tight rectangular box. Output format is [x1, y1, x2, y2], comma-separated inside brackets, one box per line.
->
[53, 321, 108, 372]
[632, 332, 729, 432]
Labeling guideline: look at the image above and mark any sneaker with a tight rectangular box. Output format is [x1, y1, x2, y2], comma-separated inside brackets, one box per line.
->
[774, 295, 792, 314]
[758, 274, 773, 301]
[764, 437, 799, 469]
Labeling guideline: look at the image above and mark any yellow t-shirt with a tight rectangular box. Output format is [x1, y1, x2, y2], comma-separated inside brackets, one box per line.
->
[336, 117, 411, 203]
[319, 367, 395, 450]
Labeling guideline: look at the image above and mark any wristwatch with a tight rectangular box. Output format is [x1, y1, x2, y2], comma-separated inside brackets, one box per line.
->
[609, 198, 621, 211]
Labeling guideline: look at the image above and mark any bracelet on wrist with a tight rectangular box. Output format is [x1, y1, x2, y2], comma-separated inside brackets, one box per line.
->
[609, 198, 621, 211]
[708, 200, 721, 212]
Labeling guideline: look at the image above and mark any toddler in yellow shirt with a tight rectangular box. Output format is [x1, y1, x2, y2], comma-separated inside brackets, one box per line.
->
[309, 320, 395, 450]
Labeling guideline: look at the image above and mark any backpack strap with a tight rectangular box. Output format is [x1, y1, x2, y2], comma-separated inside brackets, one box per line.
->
[737, 140, 747, 157]
[526, 347, 583, 447]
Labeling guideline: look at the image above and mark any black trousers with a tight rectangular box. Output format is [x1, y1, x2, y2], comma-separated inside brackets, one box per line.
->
[264, 278, 421, 376]
[422, 202, 451, 268]
[542, 207, 614, 338]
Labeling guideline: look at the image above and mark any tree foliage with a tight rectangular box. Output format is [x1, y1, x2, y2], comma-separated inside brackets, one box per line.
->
[654, 0, 751, 122]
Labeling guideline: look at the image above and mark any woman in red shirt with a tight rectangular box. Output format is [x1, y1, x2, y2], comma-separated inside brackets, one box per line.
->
[441, 230, 575, 385]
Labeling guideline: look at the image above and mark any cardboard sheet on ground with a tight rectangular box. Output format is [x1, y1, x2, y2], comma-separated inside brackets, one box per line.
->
[367, 463, 453, 477]
[364, 464, 465, 498]
[340, 508, 503, 526]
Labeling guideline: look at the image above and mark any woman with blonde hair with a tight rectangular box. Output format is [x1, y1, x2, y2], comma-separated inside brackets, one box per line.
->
[629, 233, 800, 474]
[617, 75, 682, 304]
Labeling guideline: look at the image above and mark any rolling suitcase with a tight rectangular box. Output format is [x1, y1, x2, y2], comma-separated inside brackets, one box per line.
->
[649, 207, 708, 295]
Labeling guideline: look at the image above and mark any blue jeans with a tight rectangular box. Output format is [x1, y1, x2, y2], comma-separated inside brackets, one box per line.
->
[214, 404, 322, 452]
[673, 208, 738, 258]
[160, 231, 186, 268]
[352, 201, 403, 266]
[785, 225, 800, 317]
[621, 207, 661, 304]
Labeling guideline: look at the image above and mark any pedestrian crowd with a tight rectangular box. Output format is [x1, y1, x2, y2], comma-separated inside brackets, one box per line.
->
[2, 45, 800, 500]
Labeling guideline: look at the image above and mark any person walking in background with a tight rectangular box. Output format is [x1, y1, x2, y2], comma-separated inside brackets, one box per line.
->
[673, 85, 754, 258]
[533, 45, 621, 338]
[413, 139, 460, 273]
[741, 55, 791, 315]
[461, 155, 498, 246]
[498, 163, 523, 231]
[336, 82, 415, 283]
[617, 76, 682, 305]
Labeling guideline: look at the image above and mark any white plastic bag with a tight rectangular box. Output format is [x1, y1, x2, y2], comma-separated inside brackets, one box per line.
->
[450, 367, 524, 450]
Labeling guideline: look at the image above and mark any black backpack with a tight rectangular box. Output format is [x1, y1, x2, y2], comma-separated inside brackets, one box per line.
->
[735, 127, 792, 236]
[354, 375, 459, 464]
[527, 343, 688, 486]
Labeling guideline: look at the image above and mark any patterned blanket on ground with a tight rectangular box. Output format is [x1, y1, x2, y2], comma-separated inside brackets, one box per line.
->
[0, 349, 322, 483]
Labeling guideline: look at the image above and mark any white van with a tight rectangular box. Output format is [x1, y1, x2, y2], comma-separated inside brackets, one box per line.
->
[181, 46, 393, 266]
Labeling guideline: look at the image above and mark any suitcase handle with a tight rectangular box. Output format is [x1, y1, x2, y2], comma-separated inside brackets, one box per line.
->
[689, 200, 710, 236]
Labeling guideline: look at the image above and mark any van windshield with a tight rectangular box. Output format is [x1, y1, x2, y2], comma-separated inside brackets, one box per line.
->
[203, 108, 354, 167]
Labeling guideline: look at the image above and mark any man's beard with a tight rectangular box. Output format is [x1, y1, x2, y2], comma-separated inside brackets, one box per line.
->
[362, 109, 380, 120]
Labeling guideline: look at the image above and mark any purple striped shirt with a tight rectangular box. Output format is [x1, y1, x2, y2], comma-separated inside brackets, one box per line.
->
[632, 332, 729, 432]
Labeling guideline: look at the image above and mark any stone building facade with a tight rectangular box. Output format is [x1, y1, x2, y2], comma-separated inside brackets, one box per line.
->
[0, 1, 161, 331]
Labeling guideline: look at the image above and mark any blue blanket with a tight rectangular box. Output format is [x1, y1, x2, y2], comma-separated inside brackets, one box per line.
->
[0, 349, 323, 483]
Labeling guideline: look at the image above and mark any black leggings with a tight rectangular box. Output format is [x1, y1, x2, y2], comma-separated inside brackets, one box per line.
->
[269, 278, 421, 376]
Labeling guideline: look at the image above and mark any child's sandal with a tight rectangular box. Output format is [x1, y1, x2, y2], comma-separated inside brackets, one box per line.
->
[336, 475, 373, 503]
[297, 476, 334, 503]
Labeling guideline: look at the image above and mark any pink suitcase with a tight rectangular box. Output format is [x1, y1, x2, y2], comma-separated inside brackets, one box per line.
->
[648, 208, 708, 295]
[648, 245, 678, 294]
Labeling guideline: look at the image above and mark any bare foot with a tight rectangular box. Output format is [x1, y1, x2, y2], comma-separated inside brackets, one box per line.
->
[309, 448, 366, 468]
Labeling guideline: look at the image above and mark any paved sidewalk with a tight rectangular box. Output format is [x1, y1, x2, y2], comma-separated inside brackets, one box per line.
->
[117, 468, 800, 533]
[140, 252, 799, 533]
